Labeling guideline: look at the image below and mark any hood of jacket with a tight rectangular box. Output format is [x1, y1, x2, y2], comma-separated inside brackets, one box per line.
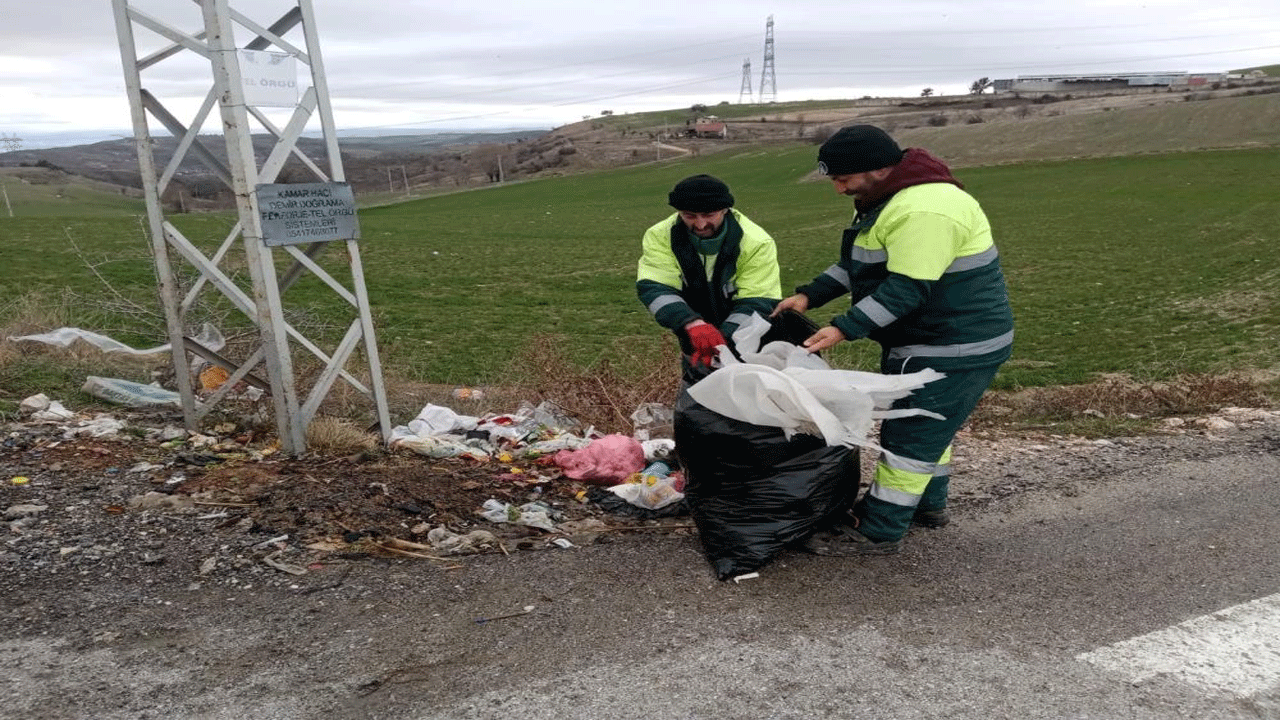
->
[855, 148, 963, 212]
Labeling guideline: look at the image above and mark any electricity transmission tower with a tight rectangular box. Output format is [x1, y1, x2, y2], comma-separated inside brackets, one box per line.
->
[758, 15, 776, 103]
[112, 0, 390, 454]
[738, 59, 754, 103]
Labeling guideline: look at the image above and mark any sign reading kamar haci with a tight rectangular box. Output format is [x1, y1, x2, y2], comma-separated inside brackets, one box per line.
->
[239, 49, 298, 107]
[256, 183, 359, 247]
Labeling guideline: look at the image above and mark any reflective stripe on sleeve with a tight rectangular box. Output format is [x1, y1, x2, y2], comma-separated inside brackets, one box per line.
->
[849, 246, 888, 264]
[646, 294, 685, 316]
[945, 246, 999, 273]
[855, 296, 898, 328]
[820, 264, 851, 290]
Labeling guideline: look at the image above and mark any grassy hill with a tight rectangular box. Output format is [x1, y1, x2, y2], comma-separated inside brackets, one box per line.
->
[1, 88, 1278, 416]
[0, 167, 146, 217]
[1232, 64, 1279, 76]
[885, 91, 1280, 169]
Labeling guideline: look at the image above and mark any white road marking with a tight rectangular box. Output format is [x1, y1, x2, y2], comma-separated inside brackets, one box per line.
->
[1076, 593, 1280, 696]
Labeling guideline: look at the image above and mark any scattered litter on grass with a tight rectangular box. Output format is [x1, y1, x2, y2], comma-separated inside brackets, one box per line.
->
[390, 400, 592, 462]
[126, 491, 195, 513]
[479, 499, 559, 532]
[31, 401, 76, 423]
[64, 415, 127, 439]
[552, 434, 645, 485]
[82, 376, 183, 408]
[425, 526, 499, 555]
[607, 460, 686, 510]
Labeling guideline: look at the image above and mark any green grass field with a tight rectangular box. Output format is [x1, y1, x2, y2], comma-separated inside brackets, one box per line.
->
[2, 144, 1278, 399]
[0, 168, 146, 218]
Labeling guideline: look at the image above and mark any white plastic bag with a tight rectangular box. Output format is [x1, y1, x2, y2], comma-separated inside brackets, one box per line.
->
[688, 313, 946, 451]
[407, 403, 479, 436]
[608, 473, 685, 510]
[479, 499, 557, 531]
[82, 376, 183, 408]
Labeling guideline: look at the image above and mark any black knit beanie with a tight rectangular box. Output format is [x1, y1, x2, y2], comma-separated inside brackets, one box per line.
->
[817, 125, 905, 175]
[667, 174, 734, 212]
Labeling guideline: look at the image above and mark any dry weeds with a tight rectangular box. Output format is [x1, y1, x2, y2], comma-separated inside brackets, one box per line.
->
[304, 416, 380, 454]
[975, 371, 1278, 431]
[502, 333, 683, 434]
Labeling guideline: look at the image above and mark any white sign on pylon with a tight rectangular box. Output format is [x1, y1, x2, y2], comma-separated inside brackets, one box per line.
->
[256, 182, 358, 246]
[238, 49, 299, 107]
[112, 0, 391, 454]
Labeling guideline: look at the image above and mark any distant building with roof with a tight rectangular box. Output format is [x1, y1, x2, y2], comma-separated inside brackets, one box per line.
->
[992, 72, 1227, 94]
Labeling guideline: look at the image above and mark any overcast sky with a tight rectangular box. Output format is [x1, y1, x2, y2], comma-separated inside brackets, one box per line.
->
[2, 0, 1278, 146]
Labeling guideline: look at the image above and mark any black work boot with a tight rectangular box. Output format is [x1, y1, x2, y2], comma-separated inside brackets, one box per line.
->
[912, 507, 950, 528]
[803, 525, 902, 556]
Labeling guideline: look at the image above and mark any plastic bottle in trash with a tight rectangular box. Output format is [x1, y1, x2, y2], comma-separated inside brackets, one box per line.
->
[641, 461, 670, 478]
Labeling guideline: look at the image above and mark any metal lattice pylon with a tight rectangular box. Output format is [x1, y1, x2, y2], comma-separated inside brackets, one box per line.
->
[759, 15, 777, 103]
[738, 58, 754, 103]
[111, 0, 390, 454]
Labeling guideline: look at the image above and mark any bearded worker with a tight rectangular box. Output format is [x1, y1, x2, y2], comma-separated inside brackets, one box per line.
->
[774, 125, 1014, 555]
[637, 174, 782, 381]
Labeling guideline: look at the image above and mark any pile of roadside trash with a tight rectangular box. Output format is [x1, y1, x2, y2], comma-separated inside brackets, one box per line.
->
[390, 399, 687, 514]
[8, 318, 950, 580]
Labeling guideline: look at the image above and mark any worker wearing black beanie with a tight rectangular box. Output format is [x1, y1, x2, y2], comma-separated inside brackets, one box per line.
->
[773, 123, 1014, 557]
[667, 174, 735, 213]
[816, 125, 905, 176]
[637, 174, 781, 380]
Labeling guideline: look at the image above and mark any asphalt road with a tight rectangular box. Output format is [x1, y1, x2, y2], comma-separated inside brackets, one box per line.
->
[4, 423, 1279, 720]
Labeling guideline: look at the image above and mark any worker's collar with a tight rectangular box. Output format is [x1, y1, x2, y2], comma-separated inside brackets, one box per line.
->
[691, 221, 728, 255]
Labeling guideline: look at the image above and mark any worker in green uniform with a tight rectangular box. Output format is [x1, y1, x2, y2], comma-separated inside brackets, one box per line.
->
[773, 125, 1014, 555]
[637, 174, 782, 381]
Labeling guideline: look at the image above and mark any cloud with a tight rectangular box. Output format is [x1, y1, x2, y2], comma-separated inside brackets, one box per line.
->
[2, 0, 1278, 142]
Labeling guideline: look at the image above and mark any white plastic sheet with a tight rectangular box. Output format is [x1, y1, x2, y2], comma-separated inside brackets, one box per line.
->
[688, 313, 945, 451]
[9, 323, 224, 357]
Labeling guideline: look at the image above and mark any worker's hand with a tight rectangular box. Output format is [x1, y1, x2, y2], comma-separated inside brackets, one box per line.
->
[770, 293, 810, 317]
[802, 326, 847, 354]
[684, 321, 727, 368]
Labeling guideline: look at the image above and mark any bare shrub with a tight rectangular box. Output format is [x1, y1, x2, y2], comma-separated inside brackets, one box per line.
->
[974, 373, 1275, 428]
[927, 114, 949, 127]
[503, 333, 681, 434]
[305, 416, 379, 454]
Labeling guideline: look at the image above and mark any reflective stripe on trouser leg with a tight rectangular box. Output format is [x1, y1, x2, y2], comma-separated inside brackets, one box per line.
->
[858, 364, 1002, 543]
[856, 451, 933, 542]
[919, 445, 952, 512]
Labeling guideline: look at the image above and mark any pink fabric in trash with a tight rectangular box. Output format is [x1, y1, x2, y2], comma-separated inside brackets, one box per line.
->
[553, 434, 646, 485]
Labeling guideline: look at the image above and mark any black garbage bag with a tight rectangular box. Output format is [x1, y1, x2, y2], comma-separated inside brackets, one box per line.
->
[759, 309, 821, 347]
[673, 388, 860, 580]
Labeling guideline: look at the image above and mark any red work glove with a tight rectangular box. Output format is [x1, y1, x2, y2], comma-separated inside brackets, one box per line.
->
[685, 322, 727, 368]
